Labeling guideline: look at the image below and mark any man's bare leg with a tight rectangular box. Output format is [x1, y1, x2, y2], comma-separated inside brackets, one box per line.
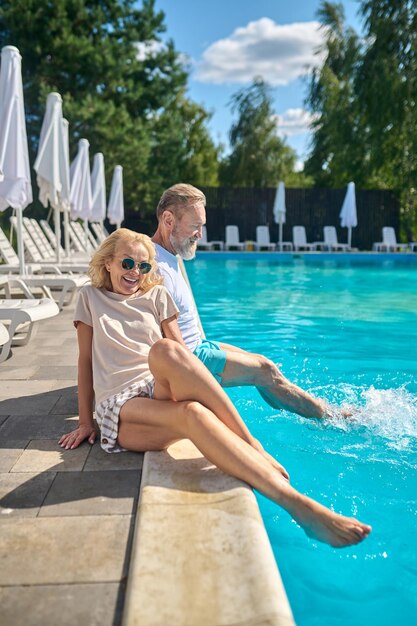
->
[219, 342, 327, 418]
[119, 340, 371, 547]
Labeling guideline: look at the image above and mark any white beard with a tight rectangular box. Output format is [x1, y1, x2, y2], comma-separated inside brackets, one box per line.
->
[169, 234, 197, 260]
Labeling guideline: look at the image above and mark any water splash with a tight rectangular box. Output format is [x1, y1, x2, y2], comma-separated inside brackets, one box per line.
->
[324, 385, 417, 444]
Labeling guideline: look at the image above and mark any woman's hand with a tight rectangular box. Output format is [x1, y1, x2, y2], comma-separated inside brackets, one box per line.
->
[58, 424, 97, 450]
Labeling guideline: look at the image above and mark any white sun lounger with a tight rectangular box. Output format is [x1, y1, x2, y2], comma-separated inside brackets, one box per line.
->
[315, 226, 349, 251]
[224, 225, 245, 250]
[292, 226, 317, 251]
[197, 226, 224, 250]
[71, 221, 99, 251]
[8, 219, 89, 273]
[27, 218, 66, 259]
[7, 274, 88, 310]
[39, 219, 90, 262]
[0, 227, 42, 274]
[373, 227, 408, 252]
[0, 321, 9, 352]
[0, 275, 59, 362]
[254, 225, 276, 250]
[3, 224, 89, 310]
[90, 222, 108, 244]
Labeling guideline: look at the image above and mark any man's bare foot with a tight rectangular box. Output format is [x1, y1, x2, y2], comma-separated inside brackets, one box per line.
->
[323, 404, 358, 420]
[287, 493, 372, 548]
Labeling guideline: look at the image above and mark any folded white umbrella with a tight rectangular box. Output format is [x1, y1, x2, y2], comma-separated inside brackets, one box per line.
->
[90, 152, 106, 223]
[34, 92, 70, 262]
[70, 138, 93, 251]
[0, 46, 33, 274]
[340, 181, 357, 249]
[107, 165, 124, 229]
[273, 181, 286, 250]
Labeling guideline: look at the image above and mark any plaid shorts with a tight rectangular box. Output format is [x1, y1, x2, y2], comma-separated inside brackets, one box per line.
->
[95, 377, 155, 453]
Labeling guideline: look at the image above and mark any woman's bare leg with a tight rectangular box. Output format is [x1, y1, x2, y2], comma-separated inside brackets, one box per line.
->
[118, 340, 371, 547]
[150, 339, 289, 478]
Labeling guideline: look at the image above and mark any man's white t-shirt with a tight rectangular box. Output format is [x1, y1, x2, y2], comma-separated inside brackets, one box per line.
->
[155, 243, 202, 351]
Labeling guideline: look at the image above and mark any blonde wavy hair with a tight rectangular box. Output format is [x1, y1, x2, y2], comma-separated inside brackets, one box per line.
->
[88, 228, 163, 293]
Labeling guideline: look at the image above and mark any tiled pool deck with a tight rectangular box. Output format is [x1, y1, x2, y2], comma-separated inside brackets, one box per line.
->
[0, 300, 294, 626]
[0, 303, 143, 625]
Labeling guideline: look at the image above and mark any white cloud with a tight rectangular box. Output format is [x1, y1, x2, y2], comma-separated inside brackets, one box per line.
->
[274, 108, 319, 137]
[195, 18, 325, 85]
[135, 40, 165, 61]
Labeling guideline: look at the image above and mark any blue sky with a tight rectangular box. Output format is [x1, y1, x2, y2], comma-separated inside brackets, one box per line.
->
[154, 0, 363, 168]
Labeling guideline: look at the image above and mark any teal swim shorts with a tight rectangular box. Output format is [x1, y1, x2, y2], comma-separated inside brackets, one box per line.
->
[193, 339, 227, 383]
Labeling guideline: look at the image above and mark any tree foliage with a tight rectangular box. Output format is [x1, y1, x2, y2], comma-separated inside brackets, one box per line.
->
[305, 0, 417, 235]
[0, 0, 219, 216]
[220, 78, 297, 187]
[304, 2, 364, 186]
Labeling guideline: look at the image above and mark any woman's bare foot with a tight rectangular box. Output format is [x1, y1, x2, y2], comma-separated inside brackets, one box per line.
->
[287, 493, 372, 547]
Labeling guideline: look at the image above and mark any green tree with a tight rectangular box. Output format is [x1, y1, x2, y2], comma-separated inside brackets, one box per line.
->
[304, 0, 417, 237]
[0, 0, 219, 218]
[358, 0, 417, 234]
[304, 2, 365, 186]
[220, 78, 297, 187]
[147, 95, 220, 199]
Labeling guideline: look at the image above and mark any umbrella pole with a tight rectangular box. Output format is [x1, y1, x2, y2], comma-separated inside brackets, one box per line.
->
[15, 207, 26, 275]
[348, 227, 352, 249]
[54, 206, 61, 263]
[63, 210, 71, 259]
[278, 221, 283, 251]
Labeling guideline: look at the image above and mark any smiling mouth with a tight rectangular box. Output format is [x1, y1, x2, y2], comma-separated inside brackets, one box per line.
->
[122, 276, 139, 285]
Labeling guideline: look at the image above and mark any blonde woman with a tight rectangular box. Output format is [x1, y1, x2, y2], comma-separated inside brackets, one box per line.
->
[59, 228, 371, 548]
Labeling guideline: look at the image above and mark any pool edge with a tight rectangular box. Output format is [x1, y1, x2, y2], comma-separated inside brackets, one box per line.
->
[123, 439, 295, 626]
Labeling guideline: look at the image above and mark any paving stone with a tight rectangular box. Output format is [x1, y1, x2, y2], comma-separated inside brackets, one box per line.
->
[0, 440, 29, 472]
[28, 347, 76, 358]
[0, 366, 38, 380]
[0, 515, 132, 585]
[32, 353, 78, 366]
[0, 355, 37, 368]
[11, 439, 90, 473]
[40, 470, 141, 516]
[0, 414, 77, 439]
[30, 335, 70, 347]
[0, 472, 56, 517]
[0, 379, 57, 398]
[49, 389, 78, 414]
[84, 444, 143, 471]
[32, 366, 78, 380]
[0, 383, 62, 414]
[0, 582, 124, 626]
[48, 380, 79, 391]
[37, 324, 74, 333]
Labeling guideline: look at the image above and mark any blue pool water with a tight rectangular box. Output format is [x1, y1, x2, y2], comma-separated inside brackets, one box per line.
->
[187, 254, 417, 626]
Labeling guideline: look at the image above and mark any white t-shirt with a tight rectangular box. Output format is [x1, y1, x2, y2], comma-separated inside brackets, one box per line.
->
[155, 244, 202, 351]
[74, 284, 179, 404]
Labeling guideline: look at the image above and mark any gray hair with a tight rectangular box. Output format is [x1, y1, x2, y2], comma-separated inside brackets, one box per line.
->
[156, 183, 206, 219]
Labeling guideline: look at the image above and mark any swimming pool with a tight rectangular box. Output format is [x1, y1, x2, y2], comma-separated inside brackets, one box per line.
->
[187, 253, 417, 626]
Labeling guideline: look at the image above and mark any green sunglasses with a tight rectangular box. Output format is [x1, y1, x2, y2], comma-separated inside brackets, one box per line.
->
[120, 258, 152, 274]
